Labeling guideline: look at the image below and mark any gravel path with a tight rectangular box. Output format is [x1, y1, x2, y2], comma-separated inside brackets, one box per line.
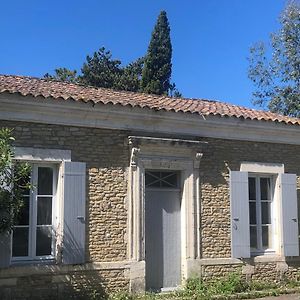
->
[254, 294, 300, 300]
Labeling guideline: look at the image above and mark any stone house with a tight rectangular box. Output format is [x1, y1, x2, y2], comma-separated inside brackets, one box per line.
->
[0, 74, 300, 298]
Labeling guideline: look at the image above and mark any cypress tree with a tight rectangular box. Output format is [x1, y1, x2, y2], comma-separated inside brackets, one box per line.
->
[141, 11, 172, 95]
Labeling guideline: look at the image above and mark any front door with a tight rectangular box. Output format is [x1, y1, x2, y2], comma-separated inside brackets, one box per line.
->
[145, 171, 181, 291]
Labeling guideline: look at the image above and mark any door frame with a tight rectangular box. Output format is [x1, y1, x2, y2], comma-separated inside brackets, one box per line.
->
[127, 136, 206, 291]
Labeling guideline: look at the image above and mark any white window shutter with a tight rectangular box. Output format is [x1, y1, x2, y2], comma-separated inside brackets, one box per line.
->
[0, 232, 11, 268]
[279, 173, 299, 257]
[230, 171, 250, 258]
[62, 161, 86, 264]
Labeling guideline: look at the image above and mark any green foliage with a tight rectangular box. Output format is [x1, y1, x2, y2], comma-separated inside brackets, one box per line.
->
[115, 57, 144, 92]
[44, 68, 78, 83]
[81, 47, 123, 89]
[45, 11, 182, 97]
[109, 291, 135, 300]
[0, 128, 31, 234]
[183, 276, 208, 298]
[209, 273, 249, 295]
[182, 273, 249, 299]
[248, 1, 300, 117]
[94, 273, 300, 300]
[141, 11, 172, 95]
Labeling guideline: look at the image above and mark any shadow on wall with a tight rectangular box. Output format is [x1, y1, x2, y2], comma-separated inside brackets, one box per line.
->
[0, 265, 109, 300]
[0, 229, 110, 299]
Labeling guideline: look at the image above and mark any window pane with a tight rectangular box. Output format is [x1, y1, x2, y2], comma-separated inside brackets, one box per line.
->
[260, 178, 271, 200]
[250, 226, 257, 249]
[160, 173, 178, 187]
[12, 227, 29, 257]
[38, 167, 53, 195]
[261, 202, 271, 224]
[36, 226, 52, 256]
[37, 197, 52, 225]
[145, 172, 160, 187]
[262, 225, 271, 248]
[248, 177, 256, 200]
[249, 202, 256, 224]
[16, 166, 31, 196]
[145, 171, 178, 188]
[16, 197, 30, 225]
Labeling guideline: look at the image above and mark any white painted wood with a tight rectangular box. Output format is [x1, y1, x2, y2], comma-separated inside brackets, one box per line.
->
[279, 173, 299, 256]
[0, 232, 11, 268]
[145, 189, 181, 291]
[230, 171, 251, 258]
[62, 162, 86, 264]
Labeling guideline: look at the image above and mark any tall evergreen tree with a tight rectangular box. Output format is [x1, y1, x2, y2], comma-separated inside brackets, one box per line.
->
[141, 11, 172, 95]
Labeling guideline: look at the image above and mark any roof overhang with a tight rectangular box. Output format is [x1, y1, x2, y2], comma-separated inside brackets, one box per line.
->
[0, 92, 300, 145]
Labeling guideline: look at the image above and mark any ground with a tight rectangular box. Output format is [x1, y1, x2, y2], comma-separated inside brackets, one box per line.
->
[255, 295, 300, 300]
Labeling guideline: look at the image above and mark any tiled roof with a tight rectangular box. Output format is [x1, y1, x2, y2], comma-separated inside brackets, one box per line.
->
[0, 74, 300, 126]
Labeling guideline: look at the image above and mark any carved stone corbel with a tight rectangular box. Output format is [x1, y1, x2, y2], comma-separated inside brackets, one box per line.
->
[194, 152, 203, 169]
[128, 136, 140, 170]
[130, 147, 140, 170]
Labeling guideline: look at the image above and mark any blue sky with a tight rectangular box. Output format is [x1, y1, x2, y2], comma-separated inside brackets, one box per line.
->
[0, 1, 286, 108]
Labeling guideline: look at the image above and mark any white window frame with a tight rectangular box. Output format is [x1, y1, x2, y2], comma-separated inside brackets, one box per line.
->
[240, 162, 284, 256]
[11, 147, 71, 263]
[249, 173, 275, 255]
[12, 164, 58, 262]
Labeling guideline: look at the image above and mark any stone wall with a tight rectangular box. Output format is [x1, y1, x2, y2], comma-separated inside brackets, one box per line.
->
[0, 120, 130, 298]
[200, 138, 300, 258]
[1, 120, 300, 297]
[0, 120, 130, 263]
[0, 267, 129, 300]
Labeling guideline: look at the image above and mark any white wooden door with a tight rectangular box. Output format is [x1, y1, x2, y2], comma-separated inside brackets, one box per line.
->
[145, 171, 181, 291]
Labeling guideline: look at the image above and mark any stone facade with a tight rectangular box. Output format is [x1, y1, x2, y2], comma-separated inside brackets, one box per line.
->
[0, 120, 130, 263]
[0, 120, 130, 299]
[200, 138, 300, 259]
[1, 120, 300, 298]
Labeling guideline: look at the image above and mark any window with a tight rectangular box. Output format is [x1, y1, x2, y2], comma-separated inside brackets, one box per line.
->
[12, 164, 57, 261]
[248, 175, 274, 254]
[0, 147, 87, 268]
[230, 165, 299, 259]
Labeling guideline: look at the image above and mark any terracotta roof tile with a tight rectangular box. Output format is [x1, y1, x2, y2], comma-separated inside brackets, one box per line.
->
[0, 74, 300, 126]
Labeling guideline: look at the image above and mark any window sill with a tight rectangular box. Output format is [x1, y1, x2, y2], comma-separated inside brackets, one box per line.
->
[252, 254, 284, 263]
[11, 258, 56, 266]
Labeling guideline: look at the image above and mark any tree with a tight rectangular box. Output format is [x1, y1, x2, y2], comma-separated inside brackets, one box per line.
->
[44, 48, 143, 91]
[248, 1, 300, 117]
[80, 47, 145, 92]
[169, 83, 182, 98]
[44, 68, 78, 83]
[45, 12, 182, 96]
[0, 128, 31, 234]
[115, 57, 144, 92]
[141, 11, 173, 95]
[80, 47, 122, 88]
